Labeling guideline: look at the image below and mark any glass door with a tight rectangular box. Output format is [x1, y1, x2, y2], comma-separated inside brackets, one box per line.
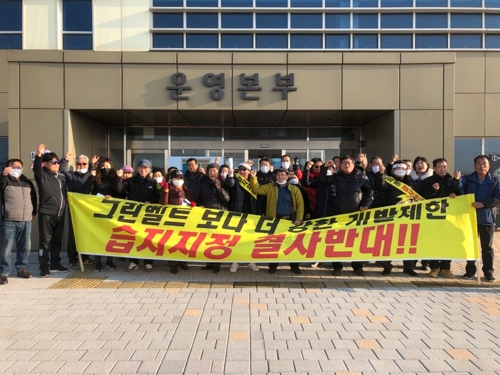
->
[126, 149, 168, 170]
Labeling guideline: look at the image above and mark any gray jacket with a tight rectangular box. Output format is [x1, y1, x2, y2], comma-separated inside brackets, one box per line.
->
[0, 174, 37, 221]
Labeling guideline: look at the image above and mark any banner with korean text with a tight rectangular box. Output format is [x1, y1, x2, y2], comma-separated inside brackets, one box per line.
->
[68, 193, 479, 263]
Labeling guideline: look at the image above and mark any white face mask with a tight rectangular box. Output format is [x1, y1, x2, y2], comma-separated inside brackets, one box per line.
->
[77, 168, 88, 174]
[289, 179, 299, 185]
[326, 169, 333, 176]
[154, 177, 163, 184]
[371, 165, 379, 173]
[172, 179, 184, 187]
[394, 169, 406, 178]
[281, 161, 290, 169]
[220, 172, 227, 179]
[9, 168, 22, 179]
[406, 169, 411, 176]
[260, 166, 270, 174]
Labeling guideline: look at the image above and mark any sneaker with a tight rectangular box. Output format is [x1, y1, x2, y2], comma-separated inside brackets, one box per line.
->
[229, 263, 239, 273]
[69, 262, 79, 270]
[17, 269, 32, 279]
[82, 258, 95, 265]
[421, 262, 429, 271]
[248, 263, 260, 272]
[40, 270, 50, 278]
[0, 276, 8, 285]
[310, 262, 319, 268]
[145, 264, 153, 272]
[463, 272, 476, 279]
[50, 264, 68, 273]
[126, 262, 139, 272]
[106, 260, 116, 270]
[95, 262, 103, 272]
[440, 269, 455, 279]
[428, 268, 440, 278]
[485, 274, 496, 282]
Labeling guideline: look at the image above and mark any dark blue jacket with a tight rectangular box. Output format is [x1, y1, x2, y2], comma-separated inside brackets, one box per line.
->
[301, 169, 336, 218]
[460, 172, 500, 225]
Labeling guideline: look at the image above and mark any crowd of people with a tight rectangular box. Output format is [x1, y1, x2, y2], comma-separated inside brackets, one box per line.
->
[0, 143, 499, 285]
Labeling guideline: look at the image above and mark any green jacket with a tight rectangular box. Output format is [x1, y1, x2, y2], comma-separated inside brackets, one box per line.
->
[249, 177, 304, 221]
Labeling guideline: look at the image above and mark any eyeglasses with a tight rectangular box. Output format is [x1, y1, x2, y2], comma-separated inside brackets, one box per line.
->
[313, 165, 321, 169]
[50, 160, 60, 165]
[76, 163, 87, 166]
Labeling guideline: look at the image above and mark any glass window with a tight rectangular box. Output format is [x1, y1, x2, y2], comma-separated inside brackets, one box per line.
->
[486, 34, 500, 48]
[381, 34, 412, 48]
[415, 34, 448, 48]
[63, 0, 92, 32]
[450, 0, 482, 6]
[63, 34, 93, 50]
[0, 0, 22, 32]
[186, 0, 218, 6]
[153, 33, 183, 48]
[454, 138, 481, 175]
[225, 128, 306, 140]
[153, 13, 183, 29]
[221, 13, 253, 28]
[450, 34, 482, 48]
[186, 33, 218, 48]
[486, 0, 500, 7]
[291, 34, 322, 48]
[486, 14, 500, 28]
[291, 14, 322, 29]
[381, 14, 413, 28]
[172, 128, 222, 141]
[353, 0, 378, 6]
[256, 34, 288, 48]
[310, 128, 359, 141]
[416, 0, 447, 6]
[450, 14, 482, 28]
[256, 13, 288, 28]
[0, 34, 22, 49]
[381, 0, 413, 6]
[256, 0, 288, 6]
[222, 0, 253, 5]
[0, 138, 8, 170]
[221, 34, 253, 48]
[291, 0, 322, 6]
[187, 13, 218, 28]
[325, 14, 350, 28]
[153, 0, 183, 5]
[325, 0, 351, 6]
[485, 139, 500, 178]
[326, 34, 350, 48]
[416, 14, 448, 28]
[353, 14, 378, 28]
[353, 34, 378, 48]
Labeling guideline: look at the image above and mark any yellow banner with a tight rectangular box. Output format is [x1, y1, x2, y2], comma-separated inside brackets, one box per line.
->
[384, 176, 425, 202]
[235, 173, 257, 199]
[68, 193, 479, 263]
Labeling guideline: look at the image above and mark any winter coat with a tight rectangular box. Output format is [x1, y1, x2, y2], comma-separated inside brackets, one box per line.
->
[301, 168, 336, 218]
[256, 170, 276, 215]
[366, 170, 387, 208]
[224, 174, 259, 214]
[460, 172, 500, 225]
[374, 173, 414, 206]
[0, 174, 37, 221]
[196, 176, 230, 210]
[420, 172, 461, 200]
[81, 173, 119, 197]
[116, 174, 159, 203]
[59, 158, 92, 193]
[33, 155, 67, 217]
[159, 182, 194, 206]
[408, 169, 434, 194]
[183, 170, 204, 202]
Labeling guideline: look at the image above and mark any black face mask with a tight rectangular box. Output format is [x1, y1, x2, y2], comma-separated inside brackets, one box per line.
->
[101, 168, 110, 176]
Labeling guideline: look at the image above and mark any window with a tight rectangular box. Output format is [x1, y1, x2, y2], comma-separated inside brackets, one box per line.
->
[256, 14, 288, 28]
[256, 34, 288, 48]
[416, 0, 447, 6]
[485, 139, 500, 178]
[381, 14, 413, 28]
[186, 34, 218, 48]
[0, 138, 8, 169]
[221, 13, 253, 28]
[486, 0, 500, 7]
[187, 13, 218, 28]
[63, 0, 92, 50]
[291, 14, 322, 29]
[221, 34, 253, 48]
[325, 0, 350, 6]
[450, 0, 482, 6]
[186, 0, 218, 6]
[325, 14, 351, 28]
[353, 14, 378, 28]
[381, 34, 412, 48]
[326, 34, 350, 48]
[381, 0, 413, 6]
[415, 34, 448, 48]
[486, 14, 500, 29]
[291, 34, 322, 48]
[353, 0, 378, 6]
[0, 0, 22, 49]
[222, 0, 253, 5]
[486, 34, 500, 48]
[256, 0, 288, 6]
[454, 139, 481, 175]
[153, 34, 183, 48]
[291, 0, 322, 6]
[153, 13, 183, 29]
[450, 34, 482, 48]
[152, 0, 183, 5]
[416, 14, 448, 28]
[450, 14, 482, 28]
[353, 34, 378, 48]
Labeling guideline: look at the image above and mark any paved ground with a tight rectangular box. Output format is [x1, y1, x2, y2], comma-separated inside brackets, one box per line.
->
[0, 234, 500, 374]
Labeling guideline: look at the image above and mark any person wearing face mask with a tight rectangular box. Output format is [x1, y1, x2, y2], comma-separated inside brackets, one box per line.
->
[366, 157, 387, 210]
[0, 159, 38, 285]
[288, 172, 311, 221]
[302, 159, 336, 220]
[280, 154, 302, 181]
[256, 157, 276, 215]
[250, 168, 305, 275]
[219, 164, 230, 182]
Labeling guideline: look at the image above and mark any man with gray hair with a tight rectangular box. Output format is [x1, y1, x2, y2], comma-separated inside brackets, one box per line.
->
[59, 151, 95, 268]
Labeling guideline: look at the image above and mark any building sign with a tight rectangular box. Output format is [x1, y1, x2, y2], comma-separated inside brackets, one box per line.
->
[167, 72, 297, 101]
[490, 154, 500, 178]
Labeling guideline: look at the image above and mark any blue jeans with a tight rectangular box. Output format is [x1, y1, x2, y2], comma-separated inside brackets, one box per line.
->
[0, 221, 32, 276]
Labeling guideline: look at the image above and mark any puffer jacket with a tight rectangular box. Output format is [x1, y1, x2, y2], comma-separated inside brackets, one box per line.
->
[374, 173, 414, 206]
[367, 170, 387, 208]
[196, 176, 230, 210]
[184, 170, 204, 201]
[0, 174, 37, 221]
[255, 170, 275, 215]
[420, 172, 461, 200]
[59, 158, 92, 193]
[301, 168, 336, 218]
[224, 174, 259, 214]
[81, 173, 119, 197]
[116, 174, 159, 203]
[33, 155, 67, 217]
[408, 169, 434, 194]
[460, 172, 500, 225]
[319, 166, 373, 214]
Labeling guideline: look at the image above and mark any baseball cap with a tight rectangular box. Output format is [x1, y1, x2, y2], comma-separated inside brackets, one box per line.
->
[137, 159, 151, 168]
[121, 165, 133, 173]
[170, 170, 184, 179]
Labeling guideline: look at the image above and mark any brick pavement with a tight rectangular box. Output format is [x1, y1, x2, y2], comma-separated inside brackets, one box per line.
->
[0, 234, 499, 374]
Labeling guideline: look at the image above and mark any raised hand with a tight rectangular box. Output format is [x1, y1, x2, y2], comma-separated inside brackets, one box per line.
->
[306, 161, 314, 170]
[390, 154, 398, 164]
[65, 151, 73, 160]
[91, 155, 99, 165]
[2, 167, 12, 176]
[37, 144, 45, 156]
[432, 182, 440, 191]
[250, 170, 257, 178]
[116, 169, 123, 178]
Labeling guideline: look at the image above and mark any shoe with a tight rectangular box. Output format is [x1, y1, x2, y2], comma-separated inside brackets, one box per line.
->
[440, 269, 455, 279]
[17, 269, 32, 279]
[485, 274, 496, 282]
[354, 269, 365, 277]
[463, 272, 476, 279]
[201, 264, 214, 270]
[180, 263, 189, 271]
[332, 269, 341, 276]
[40, 270, 50, 278]
[50, 264, 68, 273]
[229, 263, 239, 273]
[170, 265, 178, 274]
[268, 268, 277, 275]
[0, 276, 8, 285]
[310, 262, 319, 268]
[404, 269, 418, 276]
[106, 260, 116, 270]
[126, 262, 139, 272]
[95, 262, 103, 272]
[421, 262, 429, 271]
[82, 258, 95, 265]
[428, 268, 440, 278]
[248, 263, 260, 272]
[212, 265, 220, 274]
[70, 262, 79, 270]
[291, 268, 301, 275]
[145, 264, 153, 272]
[382, 268, 392, 276]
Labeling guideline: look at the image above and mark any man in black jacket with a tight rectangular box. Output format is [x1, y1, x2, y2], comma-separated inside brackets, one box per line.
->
[320, 156, 374, 276]
[184, 158, 205, 201]
[33, 144, 68, 277]
[0, 158, 38, 285]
